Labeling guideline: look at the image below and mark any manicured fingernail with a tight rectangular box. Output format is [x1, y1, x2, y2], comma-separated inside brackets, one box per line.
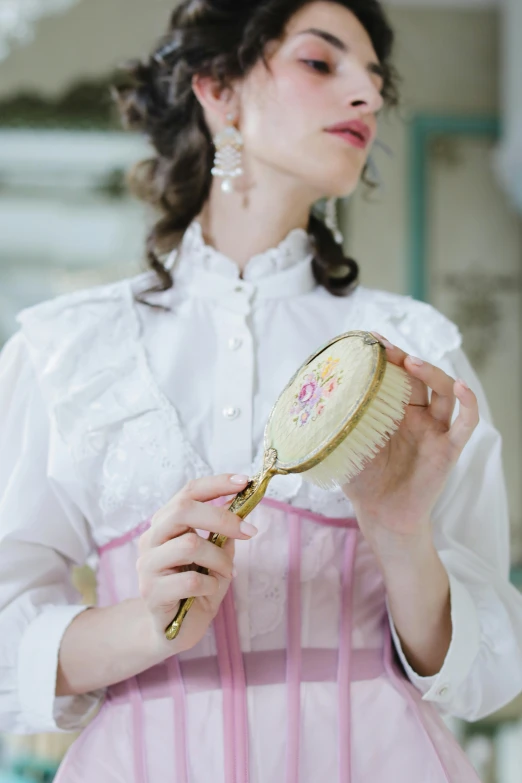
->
[408, 355, 423, 366]
[230, 474, 249, 485]
[457, 378, 469, 390]
[240, 521, 258, 537]
[371, 331, 394, 350]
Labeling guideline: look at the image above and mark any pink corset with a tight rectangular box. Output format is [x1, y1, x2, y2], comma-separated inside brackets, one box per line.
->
[54, 499, 480, 783]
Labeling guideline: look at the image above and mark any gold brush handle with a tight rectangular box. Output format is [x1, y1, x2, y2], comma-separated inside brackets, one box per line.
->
[164, 451, 277, 640]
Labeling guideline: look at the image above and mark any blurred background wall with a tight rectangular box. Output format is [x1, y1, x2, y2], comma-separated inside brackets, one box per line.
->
[0, 1, 521, 782]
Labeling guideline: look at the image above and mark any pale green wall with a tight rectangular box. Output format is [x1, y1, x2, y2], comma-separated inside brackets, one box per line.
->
[344, 7, 500, 293]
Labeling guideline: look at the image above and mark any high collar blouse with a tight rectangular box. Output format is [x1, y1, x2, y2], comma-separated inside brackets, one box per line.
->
[0, 219, 522, 736]
[141, 219, 321, 479]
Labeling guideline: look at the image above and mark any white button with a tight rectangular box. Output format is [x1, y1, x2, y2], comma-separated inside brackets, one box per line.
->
[228, 337, 243, 351]
[223, 406, 241, 420]
[437, 685, 450, 697]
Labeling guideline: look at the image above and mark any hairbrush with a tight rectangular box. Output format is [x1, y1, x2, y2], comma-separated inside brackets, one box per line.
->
[165, 330, 411, 640]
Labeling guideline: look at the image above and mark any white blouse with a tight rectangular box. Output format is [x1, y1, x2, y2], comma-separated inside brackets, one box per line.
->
[1, 219, 522, 734]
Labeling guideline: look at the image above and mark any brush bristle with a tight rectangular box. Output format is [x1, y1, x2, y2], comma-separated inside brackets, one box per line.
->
[302, 362, 411, 490]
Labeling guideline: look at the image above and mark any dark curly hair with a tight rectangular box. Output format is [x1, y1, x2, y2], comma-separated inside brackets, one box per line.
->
[112, 0, 399, 302]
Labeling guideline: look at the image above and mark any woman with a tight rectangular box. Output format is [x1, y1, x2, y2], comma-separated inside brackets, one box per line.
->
[1, 0, 522, 780]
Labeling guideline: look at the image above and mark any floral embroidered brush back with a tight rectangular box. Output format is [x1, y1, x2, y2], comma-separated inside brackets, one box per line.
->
[289, 355, 345, 427]
[267, 333, 378, 464]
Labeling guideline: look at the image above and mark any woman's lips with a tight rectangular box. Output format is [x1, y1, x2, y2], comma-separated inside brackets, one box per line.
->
[325, 129, 369, 149]
[324, 120, 372, 150]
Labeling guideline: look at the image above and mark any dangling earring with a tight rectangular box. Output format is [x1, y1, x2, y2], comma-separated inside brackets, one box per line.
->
[211, 112, 243, 193]
[366, 154, 383, 189]
[366, 138, 393, 190]
[324, 197, 344, 244]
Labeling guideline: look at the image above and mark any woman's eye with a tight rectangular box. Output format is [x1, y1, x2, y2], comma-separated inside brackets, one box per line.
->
[301, 59, 331, 75]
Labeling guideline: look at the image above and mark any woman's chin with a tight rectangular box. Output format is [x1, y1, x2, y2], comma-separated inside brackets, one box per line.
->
[311, 160, 366, 198]
[316, 173, 361, 199]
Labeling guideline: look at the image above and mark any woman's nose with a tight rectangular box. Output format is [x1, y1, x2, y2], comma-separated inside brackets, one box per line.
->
[345, 69, 384, 115]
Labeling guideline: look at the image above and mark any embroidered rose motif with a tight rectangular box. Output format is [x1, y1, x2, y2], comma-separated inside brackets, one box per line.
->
[290, 355, 343, 427]
[298, 374, 317, 403]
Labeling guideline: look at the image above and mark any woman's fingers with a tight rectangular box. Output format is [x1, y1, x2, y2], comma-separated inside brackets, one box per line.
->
[146, 570, 222, 610]
[146, 474, 255, 548]
[141, 532, 234, 580]
[428, 387, 457, 425]
[180, 474, 251, 505]
[371, 332, 457, 424]
[403, 355, 457, 425]
[447, 379, 480, 452]
[371, 333, 428, 406]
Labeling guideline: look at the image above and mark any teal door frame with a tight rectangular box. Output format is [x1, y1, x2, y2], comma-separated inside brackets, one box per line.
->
[408, 113, 500, 301]
[407, 113, 522, 588]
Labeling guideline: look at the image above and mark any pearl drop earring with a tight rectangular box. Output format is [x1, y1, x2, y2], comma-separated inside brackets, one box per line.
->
[324, 197, 344, 244]
[211, 113, 244, 193]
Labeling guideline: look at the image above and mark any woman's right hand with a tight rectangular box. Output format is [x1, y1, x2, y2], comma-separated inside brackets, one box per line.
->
[136, 474, 257, 654]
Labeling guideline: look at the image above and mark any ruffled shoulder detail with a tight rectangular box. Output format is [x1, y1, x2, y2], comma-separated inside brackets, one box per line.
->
[351, 286, 462, 362]
[16, 274, 205, 541]
[17, 278, 137, 389]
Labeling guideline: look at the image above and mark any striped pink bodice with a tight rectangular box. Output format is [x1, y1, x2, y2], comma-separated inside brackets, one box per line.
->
[54, 499, 480, 783]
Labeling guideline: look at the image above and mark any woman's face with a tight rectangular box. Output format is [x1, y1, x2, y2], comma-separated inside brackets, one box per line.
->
[237, 1, 385, 199]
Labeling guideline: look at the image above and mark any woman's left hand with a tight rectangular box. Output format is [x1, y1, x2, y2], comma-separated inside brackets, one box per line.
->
[342, 332, 480, 545]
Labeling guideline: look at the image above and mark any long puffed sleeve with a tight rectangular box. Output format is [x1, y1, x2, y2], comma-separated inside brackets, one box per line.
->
[389, 344, 522, 721]
[0, 332, 105, 733]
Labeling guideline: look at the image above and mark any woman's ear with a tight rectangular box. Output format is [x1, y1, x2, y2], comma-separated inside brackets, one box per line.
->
[192, 75, 239, 133]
